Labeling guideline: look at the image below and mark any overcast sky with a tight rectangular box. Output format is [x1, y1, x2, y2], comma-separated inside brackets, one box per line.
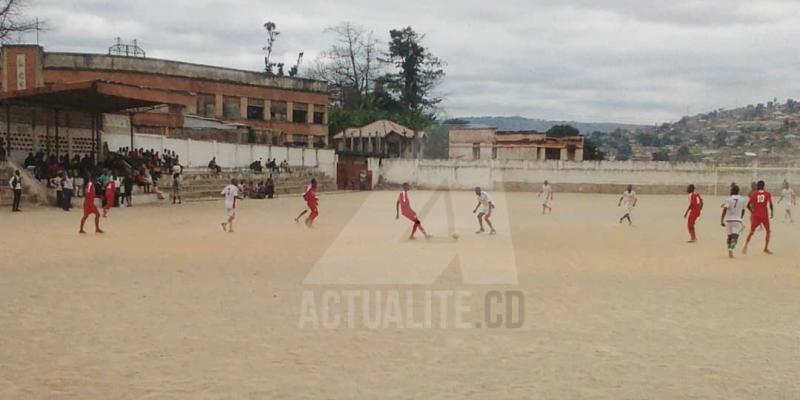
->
[19, 0, 800, 124]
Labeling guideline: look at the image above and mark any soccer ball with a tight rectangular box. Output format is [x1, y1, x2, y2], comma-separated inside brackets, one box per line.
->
[451, 232, 460, 240]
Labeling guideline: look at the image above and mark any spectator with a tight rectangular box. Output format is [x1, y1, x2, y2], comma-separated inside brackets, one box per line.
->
[52, 173, 63, 207]
[250, 158, 264, 173]
[62, 172, 74, 211]
[171, 171, 182, 204]
[24, 152, 35, 169]
[280, 160, 291, 173]
[266, 175, 275, 199]
[9, 169, 22, 212]
[208, 157, 222, 174]
[0, 139, 6, 162]
[123, 174, 134, 207]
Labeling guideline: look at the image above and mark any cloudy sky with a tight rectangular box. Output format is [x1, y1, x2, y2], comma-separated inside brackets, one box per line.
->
[18, 0, 800, 124]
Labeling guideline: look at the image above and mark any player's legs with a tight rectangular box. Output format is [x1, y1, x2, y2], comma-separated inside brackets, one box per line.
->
[410, 218, 430, 240]
[294, 209, 308, 223]
[305, 206, 318, 226]
[687, 213, 698, 241]
[79, 213, 88, 233]
[763, 220, 771, 253]
[476, 212, 485, 233]
[743, 219, 762, 254]
[484, 212, 496, 234]
[94, 212, 102, 233]
[620, 213, 631, 225]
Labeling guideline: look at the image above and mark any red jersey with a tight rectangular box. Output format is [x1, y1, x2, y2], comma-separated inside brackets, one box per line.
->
[303, 184, 317, 207]
[688, 192, 703, 213]
[398, 190, 416, 220]
[84, 181, 96, 205]
[749, 190, 772, 219]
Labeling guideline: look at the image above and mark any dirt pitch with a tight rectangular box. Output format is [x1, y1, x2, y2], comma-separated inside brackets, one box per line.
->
[1, 191, 798, 399]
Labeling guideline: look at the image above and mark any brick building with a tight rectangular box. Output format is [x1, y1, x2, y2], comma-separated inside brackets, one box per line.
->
[0, 44, 329, 163]
[449, 126, 584, 161]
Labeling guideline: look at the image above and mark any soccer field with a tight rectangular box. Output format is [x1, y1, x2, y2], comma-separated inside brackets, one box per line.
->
[1, 191, 799, 399]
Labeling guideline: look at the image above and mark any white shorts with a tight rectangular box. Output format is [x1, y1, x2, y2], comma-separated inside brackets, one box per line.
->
[541, 199, 552, 207]
[480, 206, 492, 214]
[227, 208, 236, 217]
[783, 203, 793, 211]
[725, 221, 743, 235]
[623, 205, 633, 214]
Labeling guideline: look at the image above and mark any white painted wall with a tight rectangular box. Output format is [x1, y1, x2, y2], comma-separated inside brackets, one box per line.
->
[104, 133, 337, 178]
[372, 158, 800, 194]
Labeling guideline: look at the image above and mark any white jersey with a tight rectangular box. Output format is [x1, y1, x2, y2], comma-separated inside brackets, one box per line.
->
[622, 190, 636, 208]
[221, 184, 239, 209]
[541, 184, 552, 202]
[781, 188, 795, 208]
[723, 195, 747, 222]
[478, 191, 492, 208]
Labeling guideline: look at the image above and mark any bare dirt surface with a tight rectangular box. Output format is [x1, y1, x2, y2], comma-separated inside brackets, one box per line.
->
[1, 191, 798, 399]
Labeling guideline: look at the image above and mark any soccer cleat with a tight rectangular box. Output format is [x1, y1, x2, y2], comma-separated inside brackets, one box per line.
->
[221, 222, 227, 232]
[763, 249, 773, 255]
[489, 230, 497, 235]
[475, 229, 484, 234]
[424, 233, 432, 240]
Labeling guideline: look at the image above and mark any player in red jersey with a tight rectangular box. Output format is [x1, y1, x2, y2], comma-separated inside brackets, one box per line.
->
[102, 174, 116, 218]
[295, 178, 319, 227]
[395, 182, 431, 240]
[683, 184, 704, 242]
[743, 180, 774, 255]
[79, 174, 104, 234]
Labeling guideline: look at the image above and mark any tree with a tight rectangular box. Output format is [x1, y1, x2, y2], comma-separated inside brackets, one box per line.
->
[307, 22, 380, 109]
[652, 149, 670, 161]
[674, 145, 691, 162]
[616, 142, 632, 161]
[546, 125, 579, 138]
[377, 27, 445, 113]
[262, 21, 280, 75]
[423, 123, 449, 159]
[0, 0, 39, 43]
[583, 138, 605, 161]
[713, 130, 728, 148]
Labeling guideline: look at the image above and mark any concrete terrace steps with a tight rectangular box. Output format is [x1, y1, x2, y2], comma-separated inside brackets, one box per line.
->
[155, 168, 336, 200]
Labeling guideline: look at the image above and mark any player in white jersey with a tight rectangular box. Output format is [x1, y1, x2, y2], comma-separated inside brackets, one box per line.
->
[538, 180, 553, 214]
[720, 184, 747, 258]
[617, 184, 637, 225]
[220, 178, 242, 233]
[777, 180, 796, 223]
[473, 186, 496, 234]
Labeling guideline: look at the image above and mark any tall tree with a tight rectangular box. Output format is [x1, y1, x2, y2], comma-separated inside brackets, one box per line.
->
[377, 27, 445, 113]
[0, 0, 38, 43]
[263, 21, 281, 75]
[307, 22, 380, 109]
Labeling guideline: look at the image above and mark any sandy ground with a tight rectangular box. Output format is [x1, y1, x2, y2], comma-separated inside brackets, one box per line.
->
[0, 191, 799, 399]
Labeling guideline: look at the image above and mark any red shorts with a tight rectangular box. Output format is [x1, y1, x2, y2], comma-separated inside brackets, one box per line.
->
[83, 204, 99, 216]
[687, 211, 701, 227]
[402, 211, 418, 222]
[750, 215, 770, 232]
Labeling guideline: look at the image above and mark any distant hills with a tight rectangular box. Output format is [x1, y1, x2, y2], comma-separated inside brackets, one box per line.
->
[457, 116, 645, 134]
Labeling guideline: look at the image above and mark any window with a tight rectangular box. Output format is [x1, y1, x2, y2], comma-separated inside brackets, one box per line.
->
[222, 96, 241, 119]
[196, 93, 216, 117]
[313, 105, 325, 124]
[472, 143, 481, 160]
[292, 102, 308, 124]
[545, 148, 561, 160]
[247, 98, 264, 120]
[271, 101, 287, 121]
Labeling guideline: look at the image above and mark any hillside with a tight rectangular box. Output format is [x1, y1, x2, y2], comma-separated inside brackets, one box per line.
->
[586, 99, 800, 164]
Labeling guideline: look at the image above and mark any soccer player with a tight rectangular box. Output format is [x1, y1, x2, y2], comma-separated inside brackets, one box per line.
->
[683, 184, 704, 242]
[538, 180, 553, 214]
[296, 178, 318, 227]
[720, 184, 746, 258]
[777, 180, 796, 223]
[220, 178, 242, 233]
[102, 173, 116, 218]
[743, 180, 774, 255]
[396, 182, 431, 240]
[618, 184, 637, 225]
[79, 174, 103, 234]
[472, 186, 496, 234]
